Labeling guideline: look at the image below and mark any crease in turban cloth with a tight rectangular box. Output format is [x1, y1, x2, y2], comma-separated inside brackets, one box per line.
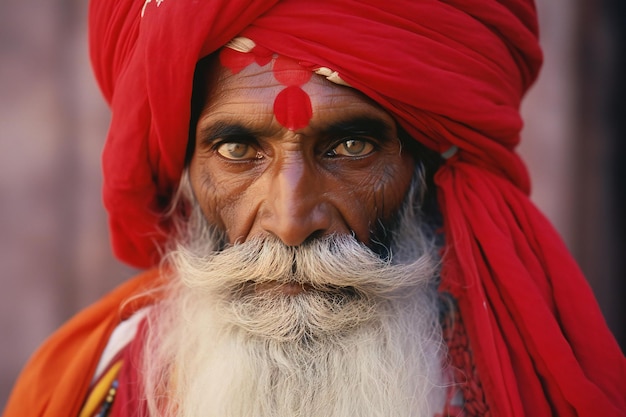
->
[88, 0, 626, 416]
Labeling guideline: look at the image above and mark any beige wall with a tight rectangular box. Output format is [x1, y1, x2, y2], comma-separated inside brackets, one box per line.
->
[1, 0, 622, 410]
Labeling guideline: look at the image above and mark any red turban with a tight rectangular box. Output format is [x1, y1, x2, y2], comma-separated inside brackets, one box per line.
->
[88, 0, 626, 416]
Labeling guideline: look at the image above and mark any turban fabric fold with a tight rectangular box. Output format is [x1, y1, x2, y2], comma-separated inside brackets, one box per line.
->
[87, 0, 626, 416]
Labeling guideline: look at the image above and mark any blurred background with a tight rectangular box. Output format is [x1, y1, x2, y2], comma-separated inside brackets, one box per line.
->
[1, 0, 624, 410]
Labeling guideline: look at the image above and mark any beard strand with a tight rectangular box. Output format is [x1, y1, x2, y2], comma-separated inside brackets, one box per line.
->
[141, 169, 448, 417]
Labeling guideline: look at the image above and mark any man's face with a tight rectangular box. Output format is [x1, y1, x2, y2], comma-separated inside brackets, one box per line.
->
[189, 57, 416, 250]
[148, 59, 444, 414]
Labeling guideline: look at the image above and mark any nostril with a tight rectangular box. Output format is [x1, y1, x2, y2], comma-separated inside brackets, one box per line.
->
[300, 230, 326, 246]
[259, 191, 336, 247]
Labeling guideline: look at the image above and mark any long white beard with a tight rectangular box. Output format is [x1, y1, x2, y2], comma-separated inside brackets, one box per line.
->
[141, 178, 447, 417]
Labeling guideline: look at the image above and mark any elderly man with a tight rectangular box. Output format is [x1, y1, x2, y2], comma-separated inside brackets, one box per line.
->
[4, 0, 626, 416]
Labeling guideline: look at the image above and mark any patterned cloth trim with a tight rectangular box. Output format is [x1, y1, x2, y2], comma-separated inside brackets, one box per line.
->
[439, 292, 489, 417]
[80, 358, 123, 417]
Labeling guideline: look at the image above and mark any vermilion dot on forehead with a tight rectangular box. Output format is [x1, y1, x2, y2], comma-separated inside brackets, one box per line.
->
[250, 45, 273, 66]
[219, 46, 273, 74]
[273, 86, 313, 130]
[272, 56, 312, 86]
[219, 48, 256, 74]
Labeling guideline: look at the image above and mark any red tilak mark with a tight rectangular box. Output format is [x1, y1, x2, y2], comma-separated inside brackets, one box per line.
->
[219, 46, 273, 74]
[219, 48, 254, 74]
[273, 86, 313, 131]
[220, 46, 315, 130]
[272, 56, 314, 129]
[272, 56, 312, 86]
[250, 45, 273, 66]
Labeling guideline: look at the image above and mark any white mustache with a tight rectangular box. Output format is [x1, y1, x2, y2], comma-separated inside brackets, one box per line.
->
[171, 234, 438, 301]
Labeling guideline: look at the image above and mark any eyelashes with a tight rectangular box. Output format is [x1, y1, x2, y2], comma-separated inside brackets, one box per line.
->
[198, 116, 395, 162]
[325, 138, 376, 158]
[212, 136, 378, 162]
[215, 142, 263, 160]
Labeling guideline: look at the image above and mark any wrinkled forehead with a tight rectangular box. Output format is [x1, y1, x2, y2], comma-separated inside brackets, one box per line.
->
[195, 43, 395, 134]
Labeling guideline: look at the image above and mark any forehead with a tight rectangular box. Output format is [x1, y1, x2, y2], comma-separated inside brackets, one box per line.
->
[199, 57, 396, 134]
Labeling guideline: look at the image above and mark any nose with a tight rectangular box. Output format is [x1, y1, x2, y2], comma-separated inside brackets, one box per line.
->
[259, 159, 333, 246]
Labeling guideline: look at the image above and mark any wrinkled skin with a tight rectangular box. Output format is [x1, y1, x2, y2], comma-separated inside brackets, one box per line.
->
[189, 59, 416, 248]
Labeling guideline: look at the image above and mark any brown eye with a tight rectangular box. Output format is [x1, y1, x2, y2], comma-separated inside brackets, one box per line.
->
[216, 142, 260, 160]
[331, 139, 374, 157]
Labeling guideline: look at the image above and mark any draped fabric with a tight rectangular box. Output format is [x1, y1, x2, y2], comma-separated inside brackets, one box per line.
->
[75, 0, 626, 416]
[3, 269, 161, 417]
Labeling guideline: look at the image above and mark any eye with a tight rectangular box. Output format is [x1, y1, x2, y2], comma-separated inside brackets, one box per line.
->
[328, 138, 375, 157]
[216, 142, 261, 160]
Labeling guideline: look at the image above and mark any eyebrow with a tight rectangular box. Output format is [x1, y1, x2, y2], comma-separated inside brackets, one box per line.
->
[318, 116, 395, 141]
[197, 115, 396, 146]
[197, 121, 260, 146]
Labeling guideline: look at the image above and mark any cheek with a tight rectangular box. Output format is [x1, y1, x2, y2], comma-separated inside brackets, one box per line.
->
[331, 153, 415, 242]
[375, 154, 416, 220]
[189, 156, 257, 239]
